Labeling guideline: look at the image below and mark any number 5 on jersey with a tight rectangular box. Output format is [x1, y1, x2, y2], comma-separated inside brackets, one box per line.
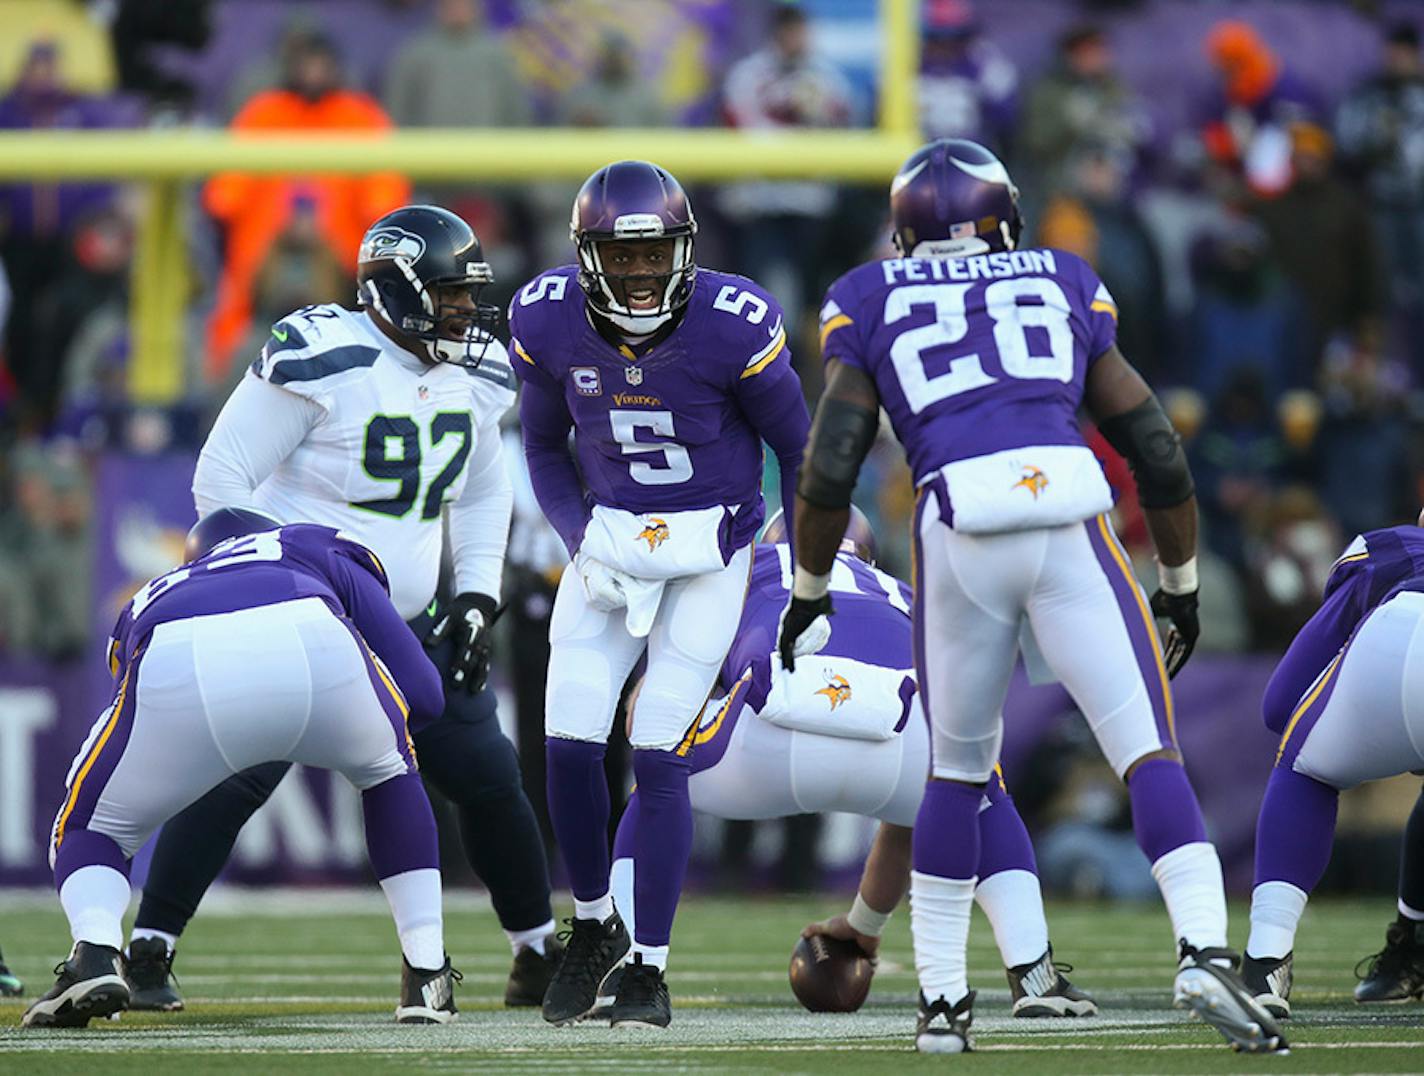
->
[356, 412, 472, 519]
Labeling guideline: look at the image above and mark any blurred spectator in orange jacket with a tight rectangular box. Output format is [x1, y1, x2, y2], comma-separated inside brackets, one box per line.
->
[203, 32, 408, 381]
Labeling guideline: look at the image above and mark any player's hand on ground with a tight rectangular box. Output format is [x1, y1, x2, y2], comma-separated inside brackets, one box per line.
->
[802, 915, 880, 962]
[778, 596, 834, 672]
[1149, 588, 1199, 679]
[574, 551, 630, 612]
[427, 592, 498, 693]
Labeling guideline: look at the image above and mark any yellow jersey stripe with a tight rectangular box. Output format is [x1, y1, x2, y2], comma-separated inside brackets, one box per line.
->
[1090, 299, 1119, 320]
[1096, 514, 1175, 741]
[690, 674, 750, 751]
[819, 313, 853, 349]
[740, 333, 786, 379]
[1332, 552, 1369, 567]
[1276, 653, 1343, 764]
[513, 339, 536, 366]
[54, 667, 134, 849]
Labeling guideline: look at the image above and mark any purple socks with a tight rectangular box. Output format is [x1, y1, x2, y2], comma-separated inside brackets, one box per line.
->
[1254, 766, 1339, 892]
[1128, 757, 1208, 863]
[913, 780, 984, 880]
[977, 781, 1038, 880]
[546, 737, 612, 901]
[362, 772, 439, 880]
[630, 748, 693, 948]
[53, 828, 129, 890]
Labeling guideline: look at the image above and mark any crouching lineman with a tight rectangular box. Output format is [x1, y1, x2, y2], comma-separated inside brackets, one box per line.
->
[779, 139, 1285, 1053]
[512, 161, 808, 1027]
[123, 205, 559, 1014]
[25, 511, 457, 1028]
[1243, 515, 1424, 1017]
[606, 511, 1096, 1018]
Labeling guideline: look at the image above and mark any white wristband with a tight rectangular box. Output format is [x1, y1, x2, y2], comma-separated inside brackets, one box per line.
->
[846, 892, 892, 937]
[1157, 556, 1198, 596]
[793, 565, 831, 601]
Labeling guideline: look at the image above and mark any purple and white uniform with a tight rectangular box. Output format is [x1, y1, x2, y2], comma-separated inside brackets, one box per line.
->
[511, 265, 807, 751]
[820, 249, 1172, 782]
[1267, 526, 1424, 788]
[51, 525, 441, 867]
[610, 547, 1055, 974]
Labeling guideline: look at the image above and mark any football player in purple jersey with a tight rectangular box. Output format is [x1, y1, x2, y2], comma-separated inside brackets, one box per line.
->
[24, 510, 458, 1028]
[509, 160, 809, 1028]
[778, 139, 1285, 1053]
[1240, 517, 1424, 1018]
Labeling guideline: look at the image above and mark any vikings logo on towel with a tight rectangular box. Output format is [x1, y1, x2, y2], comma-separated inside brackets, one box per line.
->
[1013, 466, 1049, 500]
[815, 674, 853, 710]
[637, 516, 671, 552]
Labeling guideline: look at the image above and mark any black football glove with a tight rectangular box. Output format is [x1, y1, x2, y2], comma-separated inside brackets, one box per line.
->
[778, 594, 834, 673]
[426, 592, 500, 694]
[1149, 588, 1199, 679]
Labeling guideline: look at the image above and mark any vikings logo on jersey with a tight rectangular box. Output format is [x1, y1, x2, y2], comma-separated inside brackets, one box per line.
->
[638, 517, 671, 551]
[815, 674, 853, 710]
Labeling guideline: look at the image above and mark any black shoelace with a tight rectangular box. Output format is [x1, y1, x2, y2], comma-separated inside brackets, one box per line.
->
[556, 918, 614, 988]
[128, 948, 178, 989]
[617, 962, 661, 1007]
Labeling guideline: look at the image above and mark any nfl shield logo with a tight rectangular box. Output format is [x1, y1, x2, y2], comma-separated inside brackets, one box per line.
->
[624, 365, 644, 386]
[417, 385, 430, 401]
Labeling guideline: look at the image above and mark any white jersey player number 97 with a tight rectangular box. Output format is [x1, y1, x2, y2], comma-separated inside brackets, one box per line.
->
[886, 278, 1075, 414]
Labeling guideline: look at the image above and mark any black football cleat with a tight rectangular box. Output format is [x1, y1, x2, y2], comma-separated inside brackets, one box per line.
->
[22, 942, 129, 1028]
[1007, 947, 1098, 1017]
[505, 936, 564, 1008]
[1174, 941, 1288, 1054]
[916, 989, 975, 1053]
[1241, 951, 1293, 1019]
[588, 963, 623, 1021]
[396, 956, 460, 1024]
[125, 937, 184, 1012]
[608, 954, 671, 1029]
[541, 913, 629, 1026]
[1354, 918, 1424, 1003]
[0, 948, 23, 997]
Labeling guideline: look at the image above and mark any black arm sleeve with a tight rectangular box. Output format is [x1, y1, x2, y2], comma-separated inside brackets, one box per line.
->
[1097, 396, 1195, 509]
[798, 396, 879, 510]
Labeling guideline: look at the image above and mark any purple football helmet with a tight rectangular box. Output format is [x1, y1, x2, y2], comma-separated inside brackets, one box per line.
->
[890, 139, 1022, 259]
[185, 507, 281, 562]
[571, 160, 697, 334]
[762, 506, 878, 565]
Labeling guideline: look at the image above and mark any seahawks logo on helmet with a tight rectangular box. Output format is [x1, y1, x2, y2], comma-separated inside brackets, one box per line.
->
[360, 227, 427, 264]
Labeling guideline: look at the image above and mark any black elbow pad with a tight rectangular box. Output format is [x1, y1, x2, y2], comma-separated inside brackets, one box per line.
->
[1097, 397, 1195, 509]
[798, 397, 878, 510]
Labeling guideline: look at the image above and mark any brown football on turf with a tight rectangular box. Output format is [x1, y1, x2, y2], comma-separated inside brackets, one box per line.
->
[788, 934, 874, 1012]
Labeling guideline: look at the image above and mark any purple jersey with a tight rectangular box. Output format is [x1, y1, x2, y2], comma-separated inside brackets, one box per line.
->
[819, 248, 1119, 484]
[720, 544, 915, 708]
[1262, 526, 1424, 732]
[510, 266, 807, 555]
[107, 524, 443, 725]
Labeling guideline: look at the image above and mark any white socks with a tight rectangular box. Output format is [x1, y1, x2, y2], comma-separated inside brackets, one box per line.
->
[1247, 881, 1309, 959]
[130, 927, 179, 956]
[574, 892, 615, 924]
[378, 868, 445, 970]
[1151, 842, 1228, 951]
[974, 869, 1050, 968]
[630, 943, 668, 971]
[506, 919, 556, 957]
[610, 857, 636, 939]
[911, 870, 976, 1005]
[60, 865, 130, 951]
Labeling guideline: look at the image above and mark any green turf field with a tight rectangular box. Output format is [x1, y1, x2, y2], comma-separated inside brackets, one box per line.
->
[1, 890, 1421, 1072]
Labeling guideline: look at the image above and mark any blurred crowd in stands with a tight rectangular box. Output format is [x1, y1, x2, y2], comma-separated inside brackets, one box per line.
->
[4, 0, 1424, 668]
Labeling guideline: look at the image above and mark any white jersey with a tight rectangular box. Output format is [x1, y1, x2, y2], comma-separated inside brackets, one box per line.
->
[194, 304, 517, 619]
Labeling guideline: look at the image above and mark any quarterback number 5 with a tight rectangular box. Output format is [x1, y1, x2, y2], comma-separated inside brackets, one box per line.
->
[609, 410, 693, 486]
[887, 278, 1075, 414]
[712, 285, 768, 325]
[355, 412, 473, 519]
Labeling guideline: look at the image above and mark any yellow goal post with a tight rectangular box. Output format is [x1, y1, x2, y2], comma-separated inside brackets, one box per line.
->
[0, 0, 920, 404]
